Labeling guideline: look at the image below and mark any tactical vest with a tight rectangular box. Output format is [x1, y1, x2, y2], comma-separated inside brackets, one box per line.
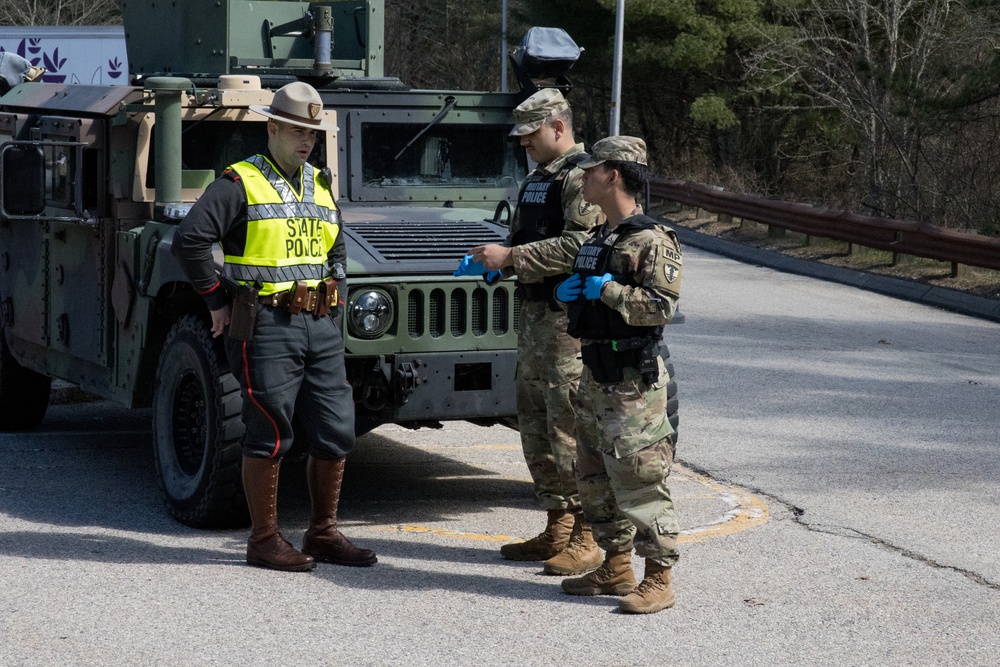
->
[510, 161, 575, 308]
[224, 155, 341, 297]
[567, 214, 663, 342]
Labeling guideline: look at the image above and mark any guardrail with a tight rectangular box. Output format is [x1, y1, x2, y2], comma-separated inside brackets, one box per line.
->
[649, 177, 1000, 272]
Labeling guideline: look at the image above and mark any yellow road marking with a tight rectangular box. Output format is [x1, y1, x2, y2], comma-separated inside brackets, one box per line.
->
[386, 525, 512, 543]
[373, 462, 768, 544]
[672, 464, 770, 544]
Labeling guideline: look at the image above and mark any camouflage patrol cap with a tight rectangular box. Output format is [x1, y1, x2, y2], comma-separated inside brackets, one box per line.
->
[509, 88, 571, 137]
[577, 135, 647, 168]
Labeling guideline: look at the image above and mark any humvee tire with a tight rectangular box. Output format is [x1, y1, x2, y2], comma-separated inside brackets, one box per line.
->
[152, 315, 249, 528]
[0, 332, 51, 431]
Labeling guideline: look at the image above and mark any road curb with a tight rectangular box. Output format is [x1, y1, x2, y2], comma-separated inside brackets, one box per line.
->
[672, 225, 1000, 323]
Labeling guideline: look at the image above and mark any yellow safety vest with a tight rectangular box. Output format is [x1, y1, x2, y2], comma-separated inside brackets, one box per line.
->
[224, 155, 341, 296]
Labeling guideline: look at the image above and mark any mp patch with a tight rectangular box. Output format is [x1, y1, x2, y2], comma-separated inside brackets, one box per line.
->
[661, 246, 682, 263]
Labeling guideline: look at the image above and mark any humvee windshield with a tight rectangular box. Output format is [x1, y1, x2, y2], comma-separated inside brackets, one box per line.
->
[146, 120, 329, 188]
[180, 121, 331, 173]
[361, 122, 526, 188]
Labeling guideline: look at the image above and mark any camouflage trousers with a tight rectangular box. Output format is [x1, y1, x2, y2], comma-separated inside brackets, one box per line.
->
[575, 360, 680, 566]
[516, 301, 583, 512]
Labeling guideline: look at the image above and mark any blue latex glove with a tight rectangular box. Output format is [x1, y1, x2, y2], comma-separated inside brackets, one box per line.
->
[484, 270, 503, 285]
[555, 273, 583, 302]
[584, 273, 613, 300]
[453, 254, 487, 277]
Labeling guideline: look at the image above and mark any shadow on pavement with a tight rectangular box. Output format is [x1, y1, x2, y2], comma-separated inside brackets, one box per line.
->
[0, 401, 535, 535]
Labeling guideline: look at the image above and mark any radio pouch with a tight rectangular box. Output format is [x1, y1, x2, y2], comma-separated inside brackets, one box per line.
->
[581, 343, 625, 384]
[315, 277, 337, 318]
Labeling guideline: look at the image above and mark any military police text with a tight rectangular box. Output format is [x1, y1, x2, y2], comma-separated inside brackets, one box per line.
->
[575, 244, 602, 271]
[520, 181, 552, 204]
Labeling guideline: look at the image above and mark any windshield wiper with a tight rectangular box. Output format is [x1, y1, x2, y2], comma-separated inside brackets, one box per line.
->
[393, 95, 457, 161]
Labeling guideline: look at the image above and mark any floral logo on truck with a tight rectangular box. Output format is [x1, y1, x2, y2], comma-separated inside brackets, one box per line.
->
[42, 48, 68, 83]
[2, 36, 125, 85]
[11, 38, 65, 82]
[108, 56, 123, 80]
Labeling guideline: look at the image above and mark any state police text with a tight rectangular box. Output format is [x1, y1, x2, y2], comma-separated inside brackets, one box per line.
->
[285, 217, 328, 258]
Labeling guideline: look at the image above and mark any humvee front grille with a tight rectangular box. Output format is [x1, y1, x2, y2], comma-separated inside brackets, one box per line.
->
[407, 284, 519, 339]
[450, 290, 467, 336]
[492, 292, 508, 335]
[348, 220, 506, 261]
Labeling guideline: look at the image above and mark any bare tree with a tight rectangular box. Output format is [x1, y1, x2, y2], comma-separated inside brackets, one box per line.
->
[0, 0, 120, 26]
[385, 0, 503, 91]
[745, 0, 1000, 225]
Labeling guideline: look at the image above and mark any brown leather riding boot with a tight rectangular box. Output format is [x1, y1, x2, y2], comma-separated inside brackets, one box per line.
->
[561, 549, 637, 596]
[499, 509, 575, 561]
[542, 515, 602, 575]
[242, 456, 315, 572]
[619, 559, 675, 613]
[302, 456, 377, 567]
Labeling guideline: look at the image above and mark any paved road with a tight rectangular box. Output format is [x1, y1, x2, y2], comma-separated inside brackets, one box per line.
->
[2, 243, 999, 666]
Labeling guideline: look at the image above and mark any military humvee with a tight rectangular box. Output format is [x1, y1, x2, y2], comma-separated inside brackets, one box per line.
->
[0, 0, 572, 527]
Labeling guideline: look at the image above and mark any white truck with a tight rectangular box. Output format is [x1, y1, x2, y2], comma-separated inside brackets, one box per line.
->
[0, 25, 128, 85]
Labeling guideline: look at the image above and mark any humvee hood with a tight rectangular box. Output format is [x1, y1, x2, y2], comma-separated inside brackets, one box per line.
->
[341, 205, 509, 275]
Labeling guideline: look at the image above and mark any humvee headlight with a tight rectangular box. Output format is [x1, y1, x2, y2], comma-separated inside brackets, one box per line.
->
[348, 290, 393, 339]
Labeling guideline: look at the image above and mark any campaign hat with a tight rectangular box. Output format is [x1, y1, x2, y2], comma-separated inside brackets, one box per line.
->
[249, 81, 336, 132]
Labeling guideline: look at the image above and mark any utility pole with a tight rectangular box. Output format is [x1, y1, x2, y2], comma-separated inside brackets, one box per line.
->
[609, 0, 625, 135]
[501, 0, 508, 92]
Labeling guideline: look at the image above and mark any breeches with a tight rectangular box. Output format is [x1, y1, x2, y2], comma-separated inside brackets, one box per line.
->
[225, 306, 355, 460]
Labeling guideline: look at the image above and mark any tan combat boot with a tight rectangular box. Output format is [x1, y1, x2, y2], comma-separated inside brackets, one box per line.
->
[500, 509, 575, 561]
[542, 515, 602, 575]
[242, 456, 316, 572]
[619, 560, 675, 613]
[561, 549, 637, 596]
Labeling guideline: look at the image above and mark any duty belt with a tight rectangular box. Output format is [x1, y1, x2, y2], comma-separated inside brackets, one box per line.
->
[259, 279, 338, 316]
[581, 336, 661, 385]
[515, 277, 566, 311]
[515, 282, 550, 301]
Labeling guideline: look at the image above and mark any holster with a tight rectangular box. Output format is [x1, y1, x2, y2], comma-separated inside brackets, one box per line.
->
[228, 281, 259, 341]
[637, 340, 660, 385]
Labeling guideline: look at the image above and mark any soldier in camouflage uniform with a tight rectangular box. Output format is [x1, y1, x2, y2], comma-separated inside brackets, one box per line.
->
[554, 136, 683, 613]
[454, 89, 604, 574]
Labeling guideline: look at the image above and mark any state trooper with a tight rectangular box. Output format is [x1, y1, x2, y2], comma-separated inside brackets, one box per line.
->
[173, 81, 376, 572]
[454, 88, 605, 575]
[555, 136, 683, 613]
